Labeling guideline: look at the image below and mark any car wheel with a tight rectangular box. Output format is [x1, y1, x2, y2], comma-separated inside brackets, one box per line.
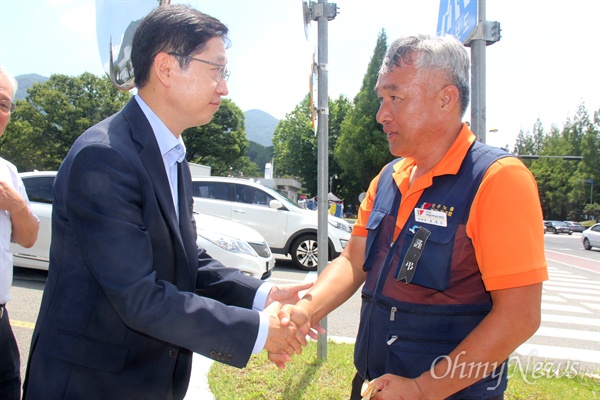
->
[568, 231, 572, 235]
[290, 234, 319, 271]
[553, 229, 558, 234]
[583, 238, 592, 250]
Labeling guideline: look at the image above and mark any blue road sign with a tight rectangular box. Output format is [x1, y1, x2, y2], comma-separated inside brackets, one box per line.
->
[437, 0, 478, 44]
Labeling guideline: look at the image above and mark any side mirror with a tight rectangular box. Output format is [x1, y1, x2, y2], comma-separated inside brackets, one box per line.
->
[269, 200, 284, 210]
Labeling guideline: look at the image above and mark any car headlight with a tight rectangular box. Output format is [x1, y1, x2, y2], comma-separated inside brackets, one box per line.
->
[329, 220, 352, 233]
[197, 229, 259, 257]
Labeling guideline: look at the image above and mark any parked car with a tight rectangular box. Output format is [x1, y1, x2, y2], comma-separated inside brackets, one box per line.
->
[191, 177, 352, 271]
[543, 220, 573, 235]
[194, 212, 274, 279]
[581, 223, 600, 250]
[563, 221, 586, 233]
[10, 171, 274, 279]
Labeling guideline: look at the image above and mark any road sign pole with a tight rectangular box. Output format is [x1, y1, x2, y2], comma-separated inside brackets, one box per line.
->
[316, 0, 330, 360]
[470, 0, 486, 143]
[304, 0, 338, 361]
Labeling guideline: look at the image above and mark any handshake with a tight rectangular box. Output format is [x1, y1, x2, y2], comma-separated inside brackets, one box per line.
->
[261, 281, 325, 369]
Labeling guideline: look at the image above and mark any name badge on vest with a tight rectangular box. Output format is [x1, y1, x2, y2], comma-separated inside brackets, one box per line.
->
[396, 225, 431, 284]
[414, 208, 448, 227]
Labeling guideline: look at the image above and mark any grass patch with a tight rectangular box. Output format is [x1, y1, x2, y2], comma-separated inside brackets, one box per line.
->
[208, 341, 600, 399]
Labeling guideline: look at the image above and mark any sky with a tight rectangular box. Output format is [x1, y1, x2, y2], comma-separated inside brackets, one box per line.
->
[1, 0, 599, 150]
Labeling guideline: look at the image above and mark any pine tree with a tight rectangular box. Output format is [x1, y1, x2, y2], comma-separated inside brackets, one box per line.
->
[334, 29, 392, 208]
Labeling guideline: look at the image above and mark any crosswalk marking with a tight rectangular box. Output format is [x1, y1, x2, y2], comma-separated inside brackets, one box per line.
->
[534, 326, 598, 341]
[526, 265, 600, 367]
[541, 303, 593, 314]
[543, 285, 598, 295]
[561, 293, 600, 302]
[541, 313, 599, 327]
[516, 343, 600, 365]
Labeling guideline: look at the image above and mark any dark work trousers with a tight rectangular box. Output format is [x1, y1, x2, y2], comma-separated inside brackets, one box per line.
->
[0, 306, 21, 400]
[350, 372, 505, 400]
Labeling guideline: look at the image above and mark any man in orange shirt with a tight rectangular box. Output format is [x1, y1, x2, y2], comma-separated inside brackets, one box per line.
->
[291, 35, 547, 399]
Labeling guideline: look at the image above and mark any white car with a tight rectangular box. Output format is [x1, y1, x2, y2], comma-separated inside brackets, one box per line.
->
[194, 212, 274, 279]
[10, 171, 274, 280]
[191, 177, 352, 271]
[581, 223, 600, 251]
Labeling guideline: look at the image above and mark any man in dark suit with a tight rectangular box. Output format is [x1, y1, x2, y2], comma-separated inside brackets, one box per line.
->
[23, 5, 316, 399]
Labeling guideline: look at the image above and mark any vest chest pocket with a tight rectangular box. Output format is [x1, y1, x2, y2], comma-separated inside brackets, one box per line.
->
[393, 223, 457, 291]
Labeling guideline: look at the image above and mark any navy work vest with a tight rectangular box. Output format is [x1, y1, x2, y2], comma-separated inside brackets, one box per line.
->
[355, 142, 511, 399]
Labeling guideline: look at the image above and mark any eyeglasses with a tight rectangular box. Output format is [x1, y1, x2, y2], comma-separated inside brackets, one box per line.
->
[0, 99, 16, 114]
[168, 52, 230, 83]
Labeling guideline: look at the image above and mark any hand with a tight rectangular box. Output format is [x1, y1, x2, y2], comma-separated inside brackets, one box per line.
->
[283, 303, 326, 340]
[371, 374, 425, 400]
[0, 180, 27, 213]
[265, 281, 314, 307]
[262, 301, 307, 369]
[267, 304, 326, 369]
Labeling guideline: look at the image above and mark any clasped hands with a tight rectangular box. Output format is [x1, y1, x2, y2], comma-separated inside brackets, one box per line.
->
[262, 282, 324, 369]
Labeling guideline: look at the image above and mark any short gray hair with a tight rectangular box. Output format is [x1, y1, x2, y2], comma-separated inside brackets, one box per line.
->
[380, 34, 470, 116]
[0, 66, 18, 99]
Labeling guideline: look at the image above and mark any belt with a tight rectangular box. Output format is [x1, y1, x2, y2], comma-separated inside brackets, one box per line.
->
[0, 303, 4, 319]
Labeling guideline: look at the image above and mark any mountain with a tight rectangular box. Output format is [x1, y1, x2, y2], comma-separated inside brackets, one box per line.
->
[13, 75, 278, 149]
[14, 74, 49, 101]
[244, 109, 278, 147]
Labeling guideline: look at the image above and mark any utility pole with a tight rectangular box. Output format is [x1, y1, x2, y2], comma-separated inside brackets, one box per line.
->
[302, 0, 338, 361]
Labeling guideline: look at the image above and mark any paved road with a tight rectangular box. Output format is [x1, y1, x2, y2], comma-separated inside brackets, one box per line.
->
[8, 233, 600, 386]
[515, 233, 600, 373]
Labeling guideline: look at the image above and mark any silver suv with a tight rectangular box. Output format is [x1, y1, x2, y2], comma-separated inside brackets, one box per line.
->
[191, 177, 352, 270]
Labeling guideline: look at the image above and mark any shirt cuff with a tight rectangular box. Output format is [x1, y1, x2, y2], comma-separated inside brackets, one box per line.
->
[252, 311, 269, 354]
[252, 282, 274, 311]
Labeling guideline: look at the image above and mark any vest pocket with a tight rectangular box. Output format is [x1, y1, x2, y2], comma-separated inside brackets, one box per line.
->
[394, 222, 457, 291]
[384, 332, 461, 379]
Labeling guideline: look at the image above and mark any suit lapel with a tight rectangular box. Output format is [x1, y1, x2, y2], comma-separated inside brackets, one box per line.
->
[122, 100, 194, 289]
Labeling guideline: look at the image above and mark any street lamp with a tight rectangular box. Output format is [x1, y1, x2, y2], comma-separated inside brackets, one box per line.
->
[329, 174, 338, 193]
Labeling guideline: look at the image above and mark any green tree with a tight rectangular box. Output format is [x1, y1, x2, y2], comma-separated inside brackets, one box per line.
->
[184, 98, 249, 176]
[334, 29, 392, 211]
[526, 103, 599, 220]
[272, 94, 351, 197]
[246, 141, 274, 173]
[1, 73, 130, 171]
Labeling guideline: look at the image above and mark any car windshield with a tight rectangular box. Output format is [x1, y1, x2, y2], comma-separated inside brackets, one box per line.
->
[257, 184, 299, 209]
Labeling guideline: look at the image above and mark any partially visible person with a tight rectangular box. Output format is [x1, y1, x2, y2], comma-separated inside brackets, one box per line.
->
[23, 5, 317, 400]
[290, 34, 548, 399]
[0, 66, 40, 400]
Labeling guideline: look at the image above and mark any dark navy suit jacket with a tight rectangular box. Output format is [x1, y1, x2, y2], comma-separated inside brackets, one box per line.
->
[23, 99, 263, 400]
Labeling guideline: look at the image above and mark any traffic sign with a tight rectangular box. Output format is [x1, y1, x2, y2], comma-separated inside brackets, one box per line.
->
[437, 0, 478, 44]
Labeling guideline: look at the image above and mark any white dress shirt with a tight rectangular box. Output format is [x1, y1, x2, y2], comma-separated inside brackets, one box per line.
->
[134, 96, 272, 353]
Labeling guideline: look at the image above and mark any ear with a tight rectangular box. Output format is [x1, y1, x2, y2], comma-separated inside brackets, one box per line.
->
[439, 85, 460, 116]
[152, 52, 176, 88]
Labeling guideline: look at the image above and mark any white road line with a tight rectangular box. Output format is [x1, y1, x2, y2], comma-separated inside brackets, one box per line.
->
[533, 326, 600, 342]
[541, 303, 593, 314]
[542, 313, 600, 328]
[561, 293, 600, 302]
[545, 280, 600, 290]
[542, 285, 598, 295]
[515, 343, 600, 365]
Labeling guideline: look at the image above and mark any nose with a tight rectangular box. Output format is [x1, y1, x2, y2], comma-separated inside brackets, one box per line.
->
[376, 100, 391, 125]
[217, 79, 229, 96]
